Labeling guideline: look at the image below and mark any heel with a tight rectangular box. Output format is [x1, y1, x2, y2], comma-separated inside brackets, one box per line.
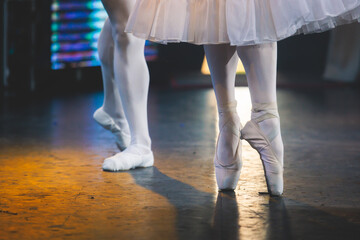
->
[139, 152, 154, 168]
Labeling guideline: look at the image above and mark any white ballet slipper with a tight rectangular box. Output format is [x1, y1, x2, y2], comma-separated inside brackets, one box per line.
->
[241, 103, 284, 196]
[215, 101, 243, 191]
[102, 145, 154, 171]
[93, 107, 131, 151]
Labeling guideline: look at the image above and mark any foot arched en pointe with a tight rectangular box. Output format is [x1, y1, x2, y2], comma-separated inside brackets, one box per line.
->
[241, 102, 284, 196]
[215, 101, 243, 190]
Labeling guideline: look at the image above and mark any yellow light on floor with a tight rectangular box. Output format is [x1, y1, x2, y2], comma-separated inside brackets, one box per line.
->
[201, 56, 246, 75]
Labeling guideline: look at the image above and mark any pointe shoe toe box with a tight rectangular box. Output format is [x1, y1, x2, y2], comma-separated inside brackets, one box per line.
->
[214, 152, 243, 190]
[266, 171, 283, 196]
[215, 166, 242, 190]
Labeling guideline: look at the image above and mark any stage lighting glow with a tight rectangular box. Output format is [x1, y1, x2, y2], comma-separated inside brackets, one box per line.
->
[51, 0, 158, 70]
[201, 56, 246, 75]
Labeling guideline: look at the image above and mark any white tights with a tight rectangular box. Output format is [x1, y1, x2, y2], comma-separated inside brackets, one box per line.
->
[204, 42, 283, 169]
[237, 43, 283, 163]
[98, 0, 151, 154]
[204, 43, 278, 110]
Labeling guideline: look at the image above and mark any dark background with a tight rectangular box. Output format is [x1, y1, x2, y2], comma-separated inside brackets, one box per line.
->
[0, 0, 353, 97]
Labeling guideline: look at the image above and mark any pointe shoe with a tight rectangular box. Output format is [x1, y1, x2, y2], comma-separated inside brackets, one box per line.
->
[102, 145, 154, 171]
[240, 103, 284, 196]
[214, 102, 243, 191]
[93, 107, 131, 151]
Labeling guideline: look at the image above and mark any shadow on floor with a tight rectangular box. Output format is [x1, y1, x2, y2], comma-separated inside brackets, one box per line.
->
[128, 166, 360, 240]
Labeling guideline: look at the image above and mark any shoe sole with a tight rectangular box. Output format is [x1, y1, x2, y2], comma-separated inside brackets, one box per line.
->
[215, 167, 242, 190]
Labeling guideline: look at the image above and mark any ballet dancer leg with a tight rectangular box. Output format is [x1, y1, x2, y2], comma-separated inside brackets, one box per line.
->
[94, 18, 131, 151]
[101, 0, 153, 171]
[237, 43, 284, 196]
[204, 45, 242, 190]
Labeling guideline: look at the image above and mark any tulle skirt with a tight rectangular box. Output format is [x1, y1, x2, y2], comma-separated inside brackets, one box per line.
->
[125, 0, 360, 46]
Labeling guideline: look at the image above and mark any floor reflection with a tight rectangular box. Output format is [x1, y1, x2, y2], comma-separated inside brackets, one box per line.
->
[213, 191, 240, 240]
[266, 197, 293, 240]
[130, 167, 215, 239]
[129, 167, 242, 240]
[1, 86, 360, 239]
[130, 166, 360, 240]
[266, 197, 360, 240]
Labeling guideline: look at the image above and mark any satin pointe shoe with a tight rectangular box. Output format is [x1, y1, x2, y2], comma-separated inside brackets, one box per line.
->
[240, 103, 284, 196]
[214, 101, 243, 191]
[93, 107, 131, 151]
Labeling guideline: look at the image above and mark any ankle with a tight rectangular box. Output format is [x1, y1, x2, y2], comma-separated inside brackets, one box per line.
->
[126, 143, 152, 155]
[219, 112, 240, 129]
[100, 106, 130, 133]
[115, 118, 130, 135]
[130, 137, 151, 149]
[218, 100, 237, 114]
[218, 101, 240, 127]
[251, 102, 279, 121]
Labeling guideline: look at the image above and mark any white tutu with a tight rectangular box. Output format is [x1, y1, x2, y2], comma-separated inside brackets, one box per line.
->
[125, 0, 360, 46]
